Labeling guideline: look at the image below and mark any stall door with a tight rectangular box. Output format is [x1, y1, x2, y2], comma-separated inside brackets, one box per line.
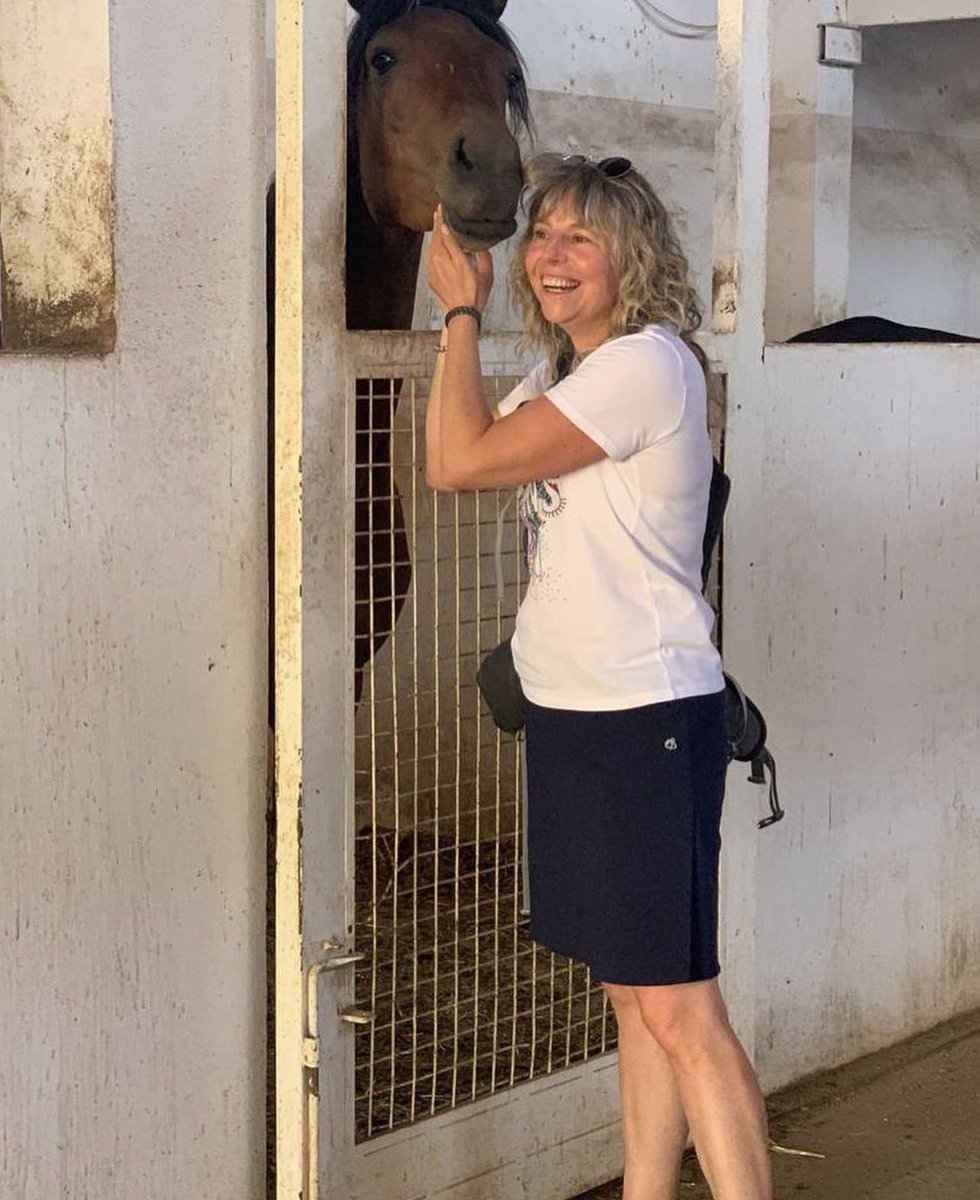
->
[274, 7, 622, 1195]
[303, 334, 624, 1200]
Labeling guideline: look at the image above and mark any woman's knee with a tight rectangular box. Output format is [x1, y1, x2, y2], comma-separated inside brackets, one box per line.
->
[632, 980, 732, 1063]
[602, 981, 642, 1022]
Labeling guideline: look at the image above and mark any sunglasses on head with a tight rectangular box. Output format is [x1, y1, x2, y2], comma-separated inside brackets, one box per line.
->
[561, 154, 634, 179]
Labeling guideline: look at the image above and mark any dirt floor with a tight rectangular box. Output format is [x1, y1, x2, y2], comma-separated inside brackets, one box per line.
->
[573, 1007, 980, 1200]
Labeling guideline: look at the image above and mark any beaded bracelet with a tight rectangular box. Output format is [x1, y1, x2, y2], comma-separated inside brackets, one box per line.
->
[444, 305, 482, 332]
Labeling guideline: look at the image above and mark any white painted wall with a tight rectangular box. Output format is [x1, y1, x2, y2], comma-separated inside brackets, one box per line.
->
[846, 0, 980, 23]
[504, 0, 718, 109]
[848, 20, 980, 337]
[723, 345, 980, 1089]
[0, 2, 268, 1197]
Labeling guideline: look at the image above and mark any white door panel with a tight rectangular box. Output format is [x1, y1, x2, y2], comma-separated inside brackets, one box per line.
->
[278, 4, 627, 1194]
[353, 1056, 621, 1200]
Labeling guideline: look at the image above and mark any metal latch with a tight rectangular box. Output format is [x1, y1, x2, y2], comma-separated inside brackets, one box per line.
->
[318, 952, 365, 971]
[338, 1007, 374, 1027]
[305, 942, 372, 1062]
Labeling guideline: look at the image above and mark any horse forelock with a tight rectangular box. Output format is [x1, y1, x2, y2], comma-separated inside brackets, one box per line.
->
[347, 0, 531, 141]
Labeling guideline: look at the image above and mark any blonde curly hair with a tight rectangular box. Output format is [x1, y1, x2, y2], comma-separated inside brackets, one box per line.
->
[509, 153, 703, 379]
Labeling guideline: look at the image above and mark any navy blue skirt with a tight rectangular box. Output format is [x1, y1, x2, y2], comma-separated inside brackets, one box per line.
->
[523, 690, 727, 986]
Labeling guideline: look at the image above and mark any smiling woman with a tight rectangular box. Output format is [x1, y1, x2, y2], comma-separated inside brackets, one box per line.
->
[522, 201, 620, 357]
[424, 152, 774, 1200]
[0, 0, 115, 354]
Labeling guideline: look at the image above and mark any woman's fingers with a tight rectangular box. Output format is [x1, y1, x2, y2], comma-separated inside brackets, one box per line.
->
[431, 206, 459, 274]
[433, 205, 457, 254]
[430, 204, 489, 311]
[428, 206, 455, 297]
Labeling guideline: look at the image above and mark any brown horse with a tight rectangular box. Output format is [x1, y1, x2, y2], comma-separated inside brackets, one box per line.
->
[346, 0, 529, 325]
[268, 0, 530, 710]
[346, 0, 530, 694]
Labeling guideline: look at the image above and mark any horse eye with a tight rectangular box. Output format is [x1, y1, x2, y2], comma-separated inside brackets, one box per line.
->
[370, 49, 397, 76]
[506, 69, 524, 92]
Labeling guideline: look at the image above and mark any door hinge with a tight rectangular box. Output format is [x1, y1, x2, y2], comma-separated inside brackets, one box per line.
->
[303, 1035, 320, 1069]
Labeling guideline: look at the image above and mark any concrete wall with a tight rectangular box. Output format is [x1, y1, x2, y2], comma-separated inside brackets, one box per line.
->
[766, 0, 856, 343]
[0, 2, 268, 1197]
[846, 0, 980, 22]
[849, 19, 980, 337]
[724, 345, 980, 1090]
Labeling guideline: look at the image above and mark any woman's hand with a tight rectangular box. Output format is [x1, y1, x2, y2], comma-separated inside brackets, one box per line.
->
[428, 205, 494, 317]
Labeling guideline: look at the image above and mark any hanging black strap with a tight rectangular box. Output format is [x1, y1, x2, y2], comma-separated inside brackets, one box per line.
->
[749, 748, 784, 829]
[705, 459, 785, 830]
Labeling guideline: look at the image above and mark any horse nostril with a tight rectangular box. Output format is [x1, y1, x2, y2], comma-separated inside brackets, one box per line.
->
[454, 137, 474, 174]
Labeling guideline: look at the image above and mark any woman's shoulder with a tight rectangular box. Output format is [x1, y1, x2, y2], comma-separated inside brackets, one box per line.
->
[587, 324, 696, 381]
[613, 323, 691, 356]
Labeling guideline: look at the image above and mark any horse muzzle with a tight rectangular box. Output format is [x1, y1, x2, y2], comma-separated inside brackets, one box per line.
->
[443, 211, 518, 251]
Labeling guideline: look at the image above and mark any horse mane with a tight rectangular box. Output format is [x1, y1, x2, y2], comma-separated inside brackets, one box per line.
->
[347, 0, 532, 140]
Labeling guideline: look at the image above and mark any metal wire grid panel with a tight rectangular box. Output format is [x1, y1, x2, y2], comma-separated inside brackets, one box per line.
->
[350, 355, 614, 1142]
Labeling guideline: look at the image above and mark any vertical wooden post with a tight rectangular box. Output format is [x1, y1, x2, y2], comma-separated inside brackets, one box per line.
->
[275, 0, 352, 1190]
[708, 0, 773, 1067]
[274, 0, 304, 1193]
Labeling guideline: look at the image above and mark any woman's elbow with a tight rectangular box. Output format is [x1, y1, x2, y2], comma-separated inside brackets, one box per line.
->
[424, 463, 458, 492]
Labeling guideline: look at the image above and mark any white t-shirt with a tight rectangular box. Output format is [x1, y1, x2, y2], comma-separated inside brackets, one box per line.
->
[497, 324, 723, 711]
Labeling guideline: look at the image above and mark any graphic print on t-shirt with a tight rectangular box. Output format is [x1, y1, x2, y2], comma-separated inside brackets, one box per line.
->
[519, 477, 565, 578]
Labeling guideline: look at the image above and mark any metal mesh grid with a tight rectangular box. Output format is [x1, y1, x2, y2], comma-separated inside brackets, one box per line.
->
[351, 370, 613, 1141]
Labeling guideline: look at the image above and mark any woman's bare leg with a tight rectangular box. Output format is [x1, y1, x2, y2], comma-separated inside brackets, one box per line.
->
[607, 978, 772, 1200]
[606, 984, 690, 1200]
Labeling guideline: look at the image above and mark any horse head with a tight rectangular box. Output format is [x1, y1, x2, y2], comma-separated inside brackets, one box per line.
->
[348, 0, 530, 252]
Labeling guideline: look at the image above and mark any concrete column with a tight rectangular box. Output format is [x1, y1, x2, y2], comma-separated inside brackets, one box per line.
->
[711, 0, 772, 343]
[708, 0, 774, 1066]
[766, 1, 855, 342]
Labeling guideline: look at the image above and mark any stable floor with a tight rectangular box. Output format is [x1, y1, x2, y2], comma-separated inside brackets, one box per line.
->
[574, 1007, 980, 1200]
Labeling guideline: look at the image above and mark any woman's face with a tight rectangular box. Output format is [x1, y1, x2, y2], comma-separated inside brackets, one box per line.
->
[523, 198, 618, 354]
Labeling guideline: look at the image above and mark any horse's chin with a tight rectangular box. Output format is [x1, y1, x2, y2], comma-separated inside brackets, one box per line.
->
[444, 212, 518, 251]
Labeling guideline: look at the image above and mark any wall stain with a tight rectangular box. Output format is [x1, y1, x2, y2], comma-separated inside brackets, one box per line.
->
[712, 262, 738, 319]
[1, 284, 116, 354]
[1, 121, 116, 355]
